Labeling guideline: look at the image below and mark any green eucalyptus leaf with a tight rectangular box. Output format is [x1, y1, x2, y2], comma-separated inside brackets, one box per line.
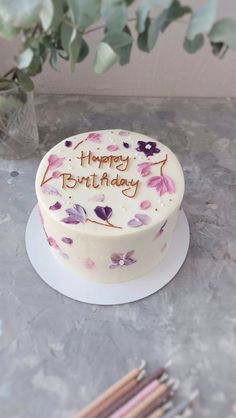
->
[137, 16, 151, 52]
[0, 0, 41, 29]
[68, 0, 101, 30]
[51, 0, 64, 29]
[39, 0, 54, 31]
[210, 41, 224, 56]
[161, 0, 191, 32]
[186, 0, 217, 41]
[59, 49, 69, 59]
[104, 26, 132, 65]
[15, 48, 34, 69]
[16, 70, 34, 91]
[94, 42, 118, 74]
[27, 52, 42, 76]
[147, 10, 167, 51]
[183, 34, 204, 54]
[49, 48, 58, 70]
[209, 18, 236, 50]
[136, 0, 173, 34]
[101, 0, 127, 32]
[61, 21, 73, 52]
[68, 28, 81, 71]
[77, 38, 89, 62]
[0, 80, 17, 91]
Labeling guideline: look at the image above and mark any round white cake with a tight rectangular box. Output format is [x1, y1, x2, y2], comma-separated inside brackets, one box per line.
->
[35, 129, 184, 282]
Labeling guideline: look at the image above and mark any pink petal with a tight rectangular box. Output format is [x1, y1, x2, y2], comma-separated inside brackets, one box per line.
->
[42, 184, 61, 196]
[107, 144, 119, 152]
[48, 154, 64, 170]
[147, 176, 162, 188]
[52, 171, 61, 178]
[138, 162, 152, 177]
[48, 237, 59, 249]
[163, 175, 176, 194]
[140, 200, 151, 210]
[87, 132, 101, 143]
[84, 257, 95, 269]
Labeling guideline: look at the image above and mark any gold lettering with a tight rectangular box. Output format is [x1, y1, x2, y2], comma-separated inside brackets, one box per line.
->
[61, 173, 77, 189]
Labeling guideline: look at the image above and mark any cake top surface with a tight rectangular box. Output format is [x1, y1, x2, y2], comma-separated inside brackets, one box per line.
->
[35, 129, 184, 236]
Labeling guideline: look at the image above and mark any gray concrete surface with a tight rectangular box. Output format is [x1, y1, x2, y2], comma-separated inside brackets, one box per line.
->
[0, 95, 236, 418]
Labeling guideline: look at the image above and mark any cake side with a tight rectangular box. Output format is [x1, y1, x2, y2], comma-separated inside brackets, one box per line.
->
[35, 129, 184, 282]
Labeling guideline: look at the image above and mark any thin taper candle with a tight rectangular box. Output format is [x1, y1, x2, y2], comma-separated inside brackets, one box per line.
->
[77, 365, 145, 418]
[99, 367, 165, 418]
[110, 379, 160, 418]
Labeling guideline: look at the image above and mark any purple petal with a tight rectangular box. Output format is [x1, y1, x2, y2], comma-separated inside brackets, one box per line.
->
[123, 142, 130, 148]
[61, 237, 73, 244]
[124, 258, 136, 266]
[163, 175, 176, 194]
[65, 204, 86, 223]
[147, 176, 162, 188]
[125, 250, 135, 259]
[94, 206, 112, 221]
[109, 263, 119, 269]
[49, 201, 62, 211]
[42, 184, 61, 196]
[134, 214, 151, 225]
[128, 218, 143, 227]
[61, 216, 80, 224]
[110, 252, 123, 263]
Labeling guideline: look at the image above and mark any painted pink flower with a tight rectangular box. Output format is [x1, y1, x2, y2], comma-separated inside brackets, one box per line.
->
[109, 250, 136, 269]
[147, 175, 175, 196]
[86, 132, 101, 143]
[107, 144, 119, 152]
[52, 170, 61, 178]
[140, 200, 151, 210]
[48, 237, 59, 249]
[84, 257, 95, 269]
[48, 154, 64, 170]
[137, 162, 153, 177]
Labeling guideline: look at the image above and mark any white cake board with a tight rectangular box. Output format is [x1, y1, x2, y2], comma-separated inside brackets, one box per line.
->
[25, 206, 190, 305]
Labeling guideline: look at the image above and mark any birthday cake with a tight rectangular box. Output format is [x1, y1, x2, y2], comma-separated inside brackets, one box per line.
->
[35, 129, 184, 283]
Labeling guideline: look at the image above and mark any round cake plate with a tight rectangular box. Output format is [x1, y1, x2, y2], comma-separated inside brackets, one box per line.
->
[25, 206, 190, 306]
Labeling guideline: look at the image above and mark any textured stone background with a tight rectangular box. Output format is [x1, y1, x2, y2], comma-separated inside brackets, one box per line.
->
[0, 96, 236, 418]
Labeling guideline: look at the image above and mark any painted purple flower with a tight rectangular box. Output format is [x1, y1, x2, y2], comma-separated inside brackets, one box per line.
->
[147, 175, 175, 196]
[128, 214, 151, 228]
[137, 162, 153, 177]
[61, 204, 87, 224]
[154, 220, 167, 240]
[65, 140, 72, 147]
[136, 141, 160, 157]
[123, 142, 130, 148]
[49, 201, 62, 211]
[48, 154, 64, 170]
[42, 184, 61, 196]
[94, 206, 112, 221]
[61, 237, 73, 244]
[48, 237, 59, 249]
[109, 250, 136, 269]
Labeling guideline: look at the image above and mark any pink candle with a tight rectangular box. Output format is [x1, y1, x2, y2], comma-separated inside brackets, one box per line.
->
[109, 380, 159, 418]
